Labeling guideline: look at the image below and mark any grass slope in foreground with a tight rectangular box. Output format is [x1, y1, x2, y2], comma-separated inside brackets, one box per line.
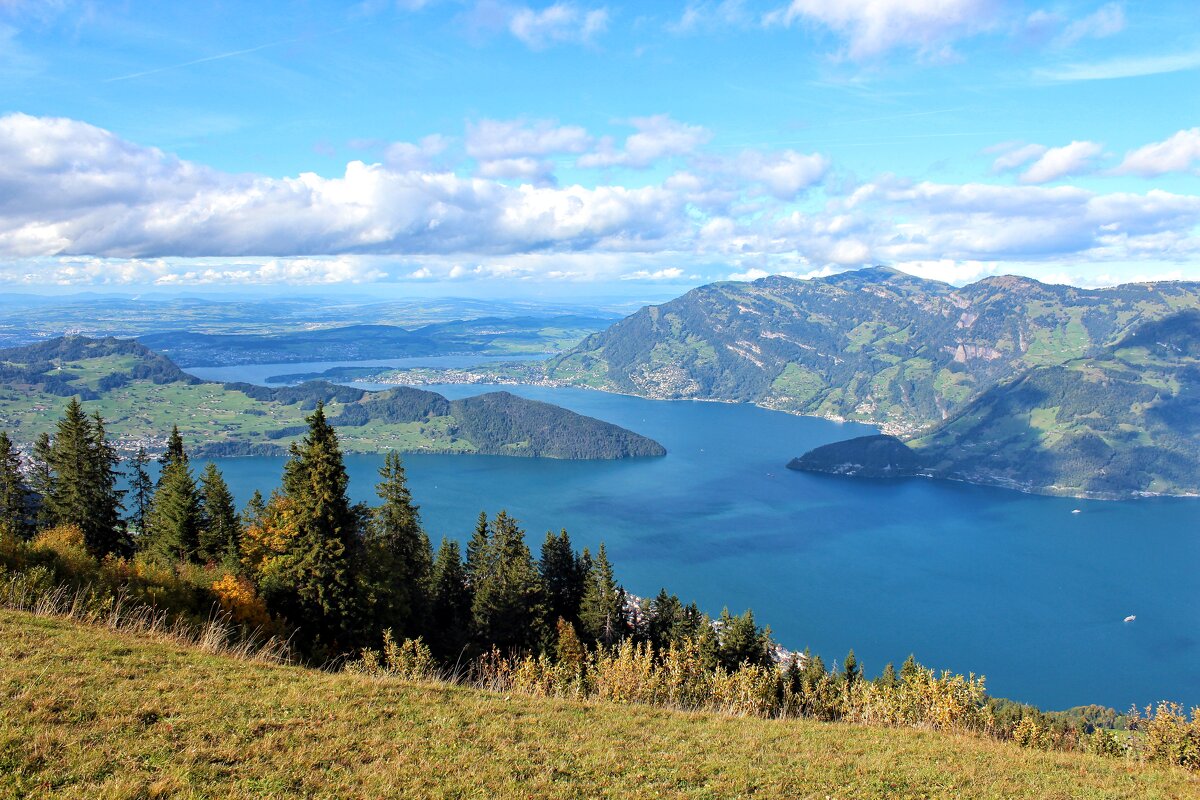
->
[0, 337, 664, 459]
[2, 611, 1197, 799]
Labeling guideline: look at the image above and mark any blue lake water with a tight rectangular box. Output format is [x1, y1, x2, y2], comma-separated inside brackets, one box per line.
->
[195, 362, 1200, 712]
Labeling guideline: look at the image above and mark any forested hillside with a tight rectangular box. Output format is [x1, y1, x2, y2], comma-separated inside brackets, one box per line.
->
[548, 268, 1200, 434]
[0, 336, 663, 459]
[790, 311, 1200, 498]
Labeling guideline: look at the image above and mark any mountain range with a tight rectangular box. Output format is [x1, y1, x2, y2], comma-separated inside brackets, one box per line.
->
[544, 268, 1200, 497]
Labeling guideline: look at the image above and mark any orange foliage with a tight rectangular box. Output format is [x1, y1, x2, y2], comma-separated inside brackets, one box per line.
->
[211, 573, 273, 631]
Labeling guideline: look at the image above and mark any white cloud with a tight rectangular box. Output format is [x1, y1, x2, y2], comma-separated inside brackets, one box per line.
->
[578, 115, 711, 169]
[383, 134, 449, 171]
[1057, 2, 1125, 47]
[990, 142, 1047, 173]
[465, 118, 592, 160]
[764, 0, 1002, 61]
[1038, 50, 1200, 81]
[1, 113, 1199, 288]
[1018, 140, 1104, 184]
[1113, 128, 1200, 177]
[670, 0, 749, 34]
[508, 3, 608, 49]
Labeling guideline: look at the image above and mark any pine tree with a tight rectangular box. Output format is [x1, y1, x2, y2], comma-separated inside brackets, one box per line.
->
[146, 457, 200, 563]
[0, 431, 32, 541]
[539, 529, 586, 627]
[900, 653, 920, 682]
[198, 462, 240, 566]
[647, 589, 685, 652]
[470, 510, 545, 651]
[578, 542, 624, 647]
[878, 662, 898, 689]
[127, 447, 154, 539]
[428, 538, 472, 659]
[368, 452, 433, 639]
[275, 403, 361, 652]
[241, 490, 267, 530]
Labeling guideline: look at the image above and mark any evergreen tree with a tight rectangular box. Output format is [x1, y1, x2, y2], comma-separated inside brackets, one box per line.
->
[428, 538, 472, 660]
[538, 529, 586, 627]
[88, 413, 127, 555]
[158, 425, 187, 479]
[198, 462, 240, 566]
[0, 431, 32, 541]
[241, 489, 267, 531]
[146, 457, 200, 563]
[29, 432, 54, 530]
[465, 510, 491, 587]
[878, 662, 898, 689]
[45, 401, 126, 556]
[578, 542, 624, 647]
[715, 608, 772, 670]
[470, 510, 545, 651]
[127, 447, 154, 539]
[367, 452, 433, 639]
[275, 403, 361, 652]
[646, 589, 685, 652]
[900, 654, 920, 682]
[843, 649, 861, 688]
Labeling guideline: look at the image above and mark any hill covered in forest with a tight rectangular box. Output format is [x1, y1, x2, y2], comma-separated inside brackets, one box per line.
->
[547, 268, 1200, 435]
[0, 337, 664, 459]
[790, 311, 1200, 498]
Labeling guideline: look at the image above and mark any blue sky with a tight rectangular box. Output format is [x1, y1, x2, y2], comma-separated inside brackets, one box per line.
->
[0, 0, 1198, 296]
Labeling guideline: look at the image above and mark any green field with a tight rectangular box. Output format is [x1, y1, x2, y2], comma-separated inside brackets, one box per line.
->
[1, 609, 1196, 799]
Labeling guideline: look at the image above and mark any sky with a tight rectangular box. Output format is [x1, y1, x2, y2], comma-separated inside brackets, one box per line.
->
[0, 0, 1198, 297]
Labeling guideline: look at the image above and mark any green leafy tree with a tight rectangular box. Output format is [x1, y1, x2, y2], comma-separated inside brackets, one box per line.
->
[367, 452, 433, 639]
[538, 528, 586, 627]
[0, 431, 33, 541]
[427, 538, 472, 660]
[578, 542, 624, 647]
[470, 510, 545, 652]
[198, 462, 240, 567]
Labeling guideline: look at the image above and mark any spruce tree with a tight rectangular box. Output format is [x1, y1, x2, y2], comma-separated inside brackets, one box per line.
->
[538, 529, 586, 627]
[465, 510, 491, 587]
[843, 649, 861, 688]
[29, 432, 54, 530]
[198, 462, 240, 566]
[127, 447, 154, 539]
[368, 451, 433, 639]
[0, 431, 32, 541]
[470, 510, 545, 651]
[158, 425, 187, 479]
[276, 403, 361, 651]
[647, 589, 684, 652]
[716, 608, 772, 670]
[241, 489, 267, 530]
[578, 542, 624, 647]
[428, 538, 472, 659]
[146, 457, 200, 563]
[45, 401, 126, 556]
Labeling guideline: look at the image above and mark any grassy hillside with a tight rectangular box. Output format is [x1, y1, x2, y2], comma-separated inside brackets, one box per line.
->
[0, 337, 664, 459]
[2, 610, 1196, 799]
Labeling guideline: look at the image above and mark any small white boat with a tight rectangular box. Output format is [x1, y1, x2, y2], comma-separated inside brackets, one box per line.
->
[1124, 615, 1136, 623]
[1071, 509, 1082, 514]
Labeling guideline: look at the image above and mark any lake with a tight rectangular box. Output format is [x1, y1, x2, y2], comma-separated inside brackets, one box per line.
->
[196, 362, 1200, 712]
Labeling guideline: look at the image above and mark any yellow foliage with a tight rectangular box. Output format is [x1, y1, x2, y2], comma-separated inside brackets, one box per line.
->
[32, 524, 87, 554]
[240, 497, 301, 577]
[211, 573, 272, 631]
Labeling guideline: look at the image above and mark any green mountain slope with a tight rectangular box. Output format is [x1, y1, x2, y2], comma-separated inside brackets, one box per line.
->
[548, 268, 1200, 434]
[790, 311, 1200, 498]
[3, 610, 1195, 799]
[0, 337, 664, 459]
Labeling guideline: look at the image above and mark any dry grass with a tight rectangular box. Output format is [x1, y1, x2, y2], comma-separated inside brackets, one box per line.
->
[1, 609, 1198, 799]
